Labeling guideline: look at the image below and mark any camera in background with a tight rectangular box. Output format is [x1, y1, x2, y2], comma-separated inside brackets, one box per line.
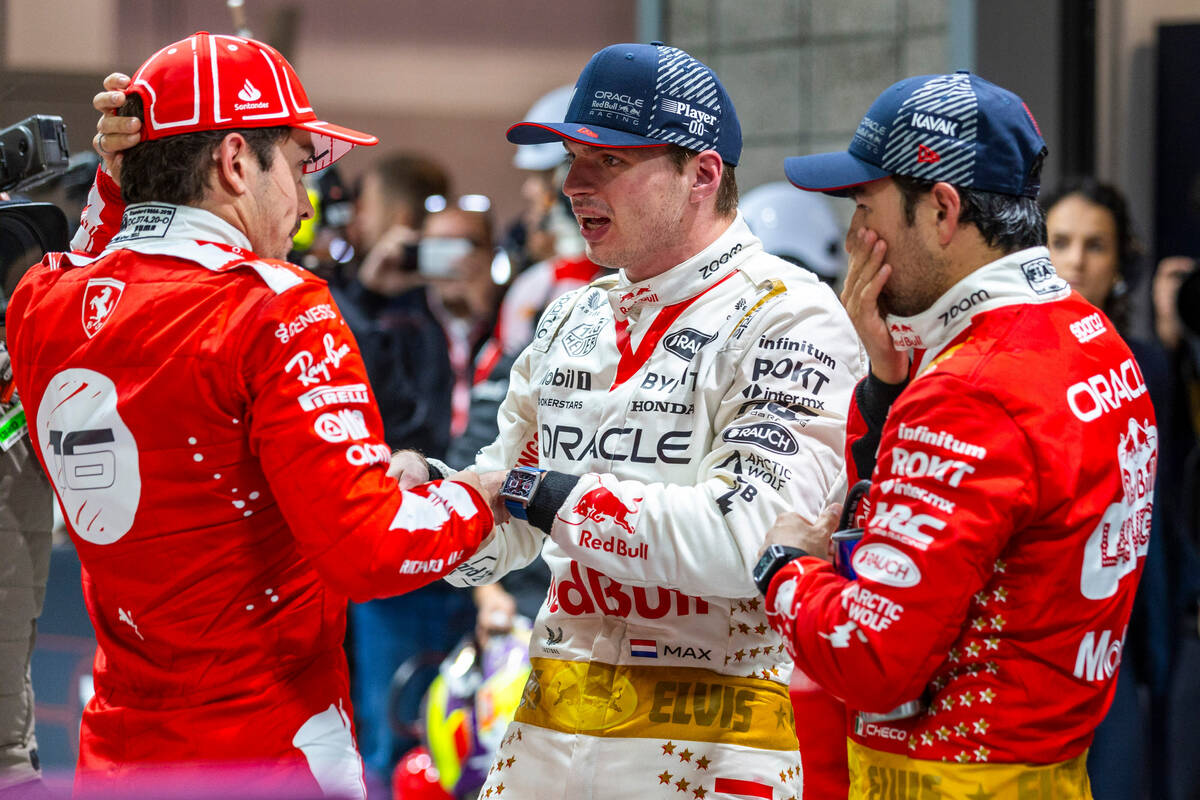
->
[0, 115, 70, 194]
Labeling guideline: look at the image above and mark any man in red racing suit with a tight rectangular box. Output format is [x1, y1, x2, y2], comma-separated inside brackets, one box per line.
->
[759, 73, 1155, 797]
[6, 33, 495, 797]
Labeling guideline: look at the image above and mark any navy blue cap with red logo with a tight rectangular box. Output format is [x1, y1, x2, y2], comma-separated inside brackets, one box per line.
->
[506, 42, 742, 166]
[784, 71, 1047, 197]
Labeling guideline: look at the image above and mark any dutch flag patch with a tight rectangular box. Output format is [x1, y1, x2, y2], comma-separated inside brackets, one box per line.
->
[630, 639, 658, 658]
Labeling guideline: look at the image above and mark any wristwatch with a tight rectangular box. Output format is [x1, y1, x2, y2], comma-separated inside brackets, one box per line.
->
[499, 467, 547, 520]
[752, 544, 808, 596]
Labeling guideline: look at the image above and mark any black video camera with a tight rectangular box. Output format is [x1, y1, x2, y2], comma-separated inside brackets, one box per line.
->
[0, 201, 68, 315]
[0, 115, 70, 194]
[0, 114, 72, 316]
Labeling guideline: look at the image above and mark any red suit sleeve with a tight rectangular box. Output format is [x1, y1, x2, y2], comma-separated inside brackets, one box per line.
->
[765, 374, 1035, 712]
[237, 271, 494, 602]
[71, 165, 125, 255]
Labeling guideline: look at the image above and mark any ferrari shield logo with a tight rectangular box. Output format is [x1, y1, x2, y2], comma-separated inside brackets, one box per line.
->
[82, 278, 126, 338]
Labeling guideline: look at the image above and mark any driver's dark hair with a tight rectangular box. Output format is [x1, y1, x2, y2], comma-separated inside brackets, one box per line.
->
[117, 94, 290, 206]
[892, 174, 1046, 254]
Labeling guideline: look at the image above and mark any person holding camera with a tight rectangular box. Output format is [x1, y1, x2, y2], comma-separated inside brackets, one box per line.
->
[760, 73, 1155, 796]
[7, 32, 502, 797]
[332, 152, 457, 460]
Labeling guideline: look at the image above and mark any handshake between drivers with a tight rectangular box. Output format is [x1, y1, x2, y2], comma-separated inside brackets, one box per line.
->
[387, 450, 510, 524]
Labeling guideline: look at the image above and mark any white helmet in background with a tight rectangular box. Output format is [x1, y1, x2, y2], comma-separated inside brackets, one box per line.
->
[741, 181, 844, 283]
[512, 86, 575, 171]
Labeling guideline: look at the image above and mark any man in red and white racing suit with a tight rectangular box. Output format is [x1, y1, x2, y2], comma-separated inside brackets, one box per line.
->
[438, 44, 865, 799]
[763, 73, 1156, 797]
[6, 33, 495, 797]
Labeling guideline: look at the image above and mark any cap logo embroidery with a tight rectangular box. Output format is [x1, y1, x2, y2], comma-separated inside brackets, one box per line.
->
[576, 126, 599, 138]
[645, 46, 722, 153]
[237, 79, 262, 103]
[910, 112, 959, 137]
[917, 144, 941, 163]
[881, 74, 978, 186]
[660, 98, 717, 128]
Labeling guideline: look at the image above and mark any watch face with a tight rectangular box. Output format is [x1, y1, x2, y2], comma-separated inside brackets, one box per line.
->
[752, 547, 778, 583]
[502, 470, 538, 499]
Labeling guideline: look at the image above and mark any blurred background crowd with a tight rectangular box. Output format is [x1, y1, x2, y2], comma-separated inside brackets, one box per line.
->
[2, 1, 1199, 798]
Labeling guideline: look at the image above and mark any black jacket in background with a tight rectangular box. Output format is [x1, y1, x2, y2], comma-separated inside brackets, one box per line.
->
[329, 281, 453, 459]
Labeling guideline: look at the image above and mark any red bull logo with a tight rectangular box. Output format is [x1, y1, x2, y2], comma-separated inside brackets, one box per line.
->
[617, 287, 657, 315]
[571, 485, 642, 534]
[548, 561, 710, 618]
[888, 322, 923, 348]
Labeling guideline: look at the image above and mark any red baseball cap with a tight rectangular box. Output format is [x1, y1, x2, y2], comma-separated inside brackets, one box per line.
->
[127, 31, 377, 173]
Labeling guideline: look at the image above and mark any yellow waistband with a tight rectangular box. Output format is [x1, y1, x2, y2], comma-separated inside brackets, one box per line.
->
[848, 740, 1092, 799]
[514, 657, 798, 751]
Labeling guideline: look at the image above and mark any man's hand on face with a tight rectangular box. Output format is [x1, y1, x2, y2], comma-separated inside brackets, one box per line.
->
[357, 225, 422, 297]
[386, 450, 431, 490]
[759, 504, 842, 563]
[841, 227, 910, 385]
[92, 73, 142, 184]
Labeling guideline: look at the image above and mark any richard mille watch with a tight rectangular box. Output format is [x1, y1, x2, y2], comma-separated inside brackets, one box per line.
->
[499, 466, 547, 520]
[752, 544, 808, 596]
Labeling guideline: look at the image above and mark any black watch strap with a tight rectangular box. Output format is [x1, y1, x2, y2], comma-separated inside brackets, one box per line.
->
[753, 544, 808, 596]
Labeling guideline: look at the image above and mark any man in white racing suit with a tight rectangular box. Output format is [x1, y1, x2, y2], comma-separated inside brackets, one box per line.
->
[435, 43, 865, 799]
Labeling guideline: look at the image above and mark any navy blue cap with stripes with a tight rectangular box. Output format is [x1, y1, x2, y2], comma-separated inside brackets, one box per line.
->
[506, 42, 742, 166]
[784, 72, 1047, 198]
